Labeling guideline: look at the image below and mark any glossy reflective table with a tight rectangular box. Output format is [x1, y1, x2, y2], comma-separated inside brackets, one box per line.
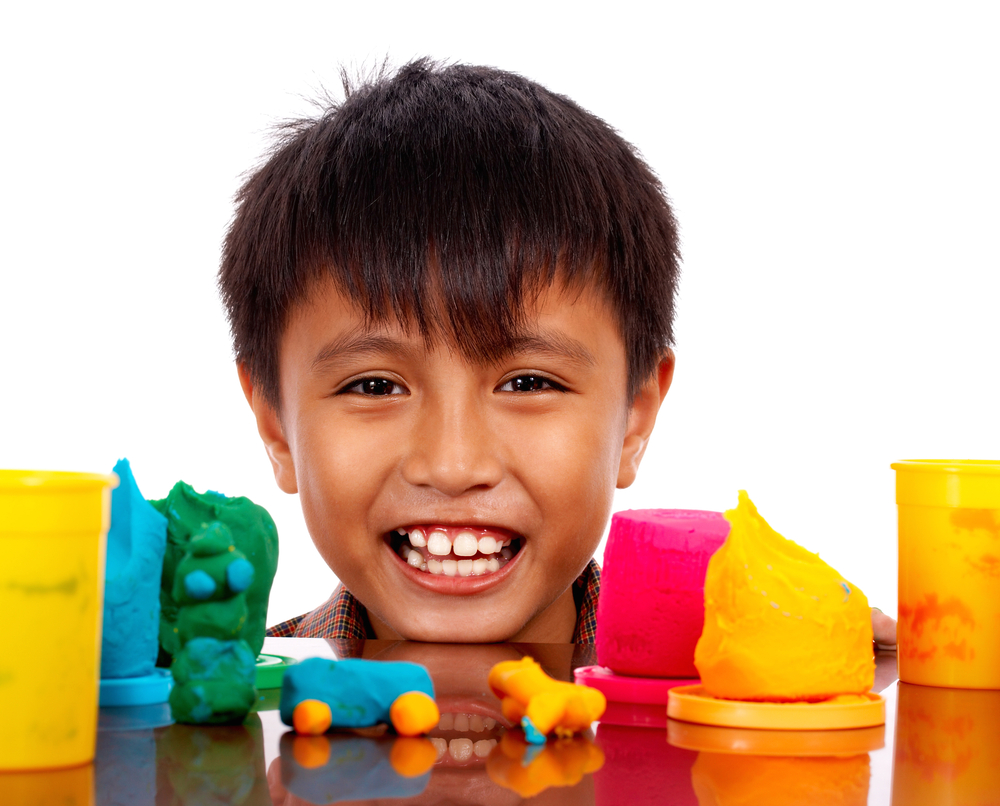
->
[12, 640, 998, 805]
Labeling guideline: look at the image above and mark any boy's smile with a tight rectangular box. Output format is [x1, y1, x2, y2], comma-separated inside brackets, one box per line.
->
[244, 278, 671, 643]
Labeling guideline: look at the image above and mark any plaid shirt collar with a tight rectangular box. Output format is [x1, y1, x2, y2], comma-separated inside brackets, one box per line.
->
[267, 558, 601, 644]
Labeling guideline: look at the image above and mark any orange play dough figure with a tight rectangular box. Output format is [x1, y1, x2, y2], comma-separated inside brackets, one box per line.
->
[488, 657, 606, 741]
[694, 491, 874, 702]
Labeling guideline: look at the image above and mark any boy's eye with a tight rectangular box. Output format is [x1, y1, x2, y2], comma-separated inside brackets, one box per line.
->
[340, 377, 406, 396]
[497, 375, 565, 393]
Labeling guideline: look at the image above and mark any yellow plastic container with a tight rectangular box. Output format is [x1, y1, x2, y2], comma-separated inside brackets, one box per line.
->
[0, 470, 117, 770]
[893, 460, 1000, 689]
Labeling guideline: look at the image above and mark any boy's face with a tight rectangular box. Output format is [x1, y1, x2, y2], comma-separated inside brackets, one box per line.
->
[244, 277, 671, 643]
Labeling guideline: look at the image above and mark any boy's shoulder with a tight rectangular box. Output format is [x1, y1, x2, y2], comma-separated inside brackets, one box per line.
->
[267, 560, 602, 645]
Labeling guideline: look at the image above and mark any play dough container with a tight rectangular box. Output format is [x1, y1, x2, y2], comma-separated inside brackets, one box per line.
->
[0, 469, 117, 770]
[893, 460, 1000, 689]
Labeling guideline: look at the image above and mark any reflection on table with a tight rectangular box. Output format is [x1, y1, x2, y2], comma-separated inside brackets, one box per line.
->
[62, 642, 997, 804]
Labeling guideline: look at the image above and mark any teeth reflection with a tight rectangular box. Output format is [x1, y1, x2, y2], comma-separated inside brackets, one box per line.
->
[449, 738, 474, 762]
[473, 738, 496, 757]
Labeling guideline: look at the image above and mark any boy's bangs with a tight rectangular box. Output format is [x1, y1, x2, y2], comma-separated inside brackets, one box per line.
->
[222, 61, 678, 408]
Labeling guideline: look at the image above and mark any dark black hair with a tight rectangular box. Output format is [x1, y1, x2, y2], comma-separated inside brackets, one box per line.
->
[220, 59, 680, 408]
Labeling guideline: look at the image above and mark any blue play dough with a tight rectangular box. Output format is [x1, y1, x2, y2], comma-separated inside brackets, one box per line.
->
[101, 458, 168, 679]
[279, 658, 435, 729]
[183, 569, 217, 600]
[521, 716, 547, 745]
[226, 558, 255, 593]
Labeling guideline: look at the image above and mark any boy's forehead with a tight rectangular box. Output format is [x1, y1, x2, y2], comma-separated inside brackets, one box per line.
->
[289, 274, 618, 367]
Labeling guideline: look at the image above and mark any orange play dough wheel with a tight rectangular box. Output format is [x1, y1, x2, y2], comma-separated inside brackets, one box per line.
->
[667, 685, 885, 730]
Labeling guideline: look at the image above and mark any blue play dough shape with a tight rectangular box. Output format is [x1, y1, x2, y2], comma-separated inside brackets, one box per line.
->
[521, 716, 547, 745]
[183, 569, 217, 600]
[226, 558, 255, 593]
[101, 458, 168, 679]
[279, 658, 435, 729]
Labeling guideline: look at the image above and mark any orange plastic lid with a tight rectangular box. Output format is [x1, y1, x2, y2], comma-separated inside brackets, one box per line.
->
[667, 719, 885, 756]
[667, 685, 885, 730]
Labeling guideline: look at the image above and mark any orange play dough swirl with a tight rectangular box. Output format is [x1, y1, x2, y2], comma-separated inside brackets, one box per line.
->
[694, 491, 874, 702]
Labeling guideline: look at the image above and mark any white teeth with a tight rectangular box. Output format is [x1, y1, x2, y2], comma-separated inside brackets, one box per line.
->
[449, 738, 474, 762]
[457, 559, 474, 577]
[429, 737, 447, 759]
[427, 559, 443, 575]
[438, 712, 454, 730]
[473, 739, 496, 757]
[427, 531, 452, 556]
[453, 531, 478, 557]
[487, 558, 500, 573]
[472, 558, 488, 575]
[478, 536, 497, 554]
[500, 547, 513, 560]
[442, 559, 458, 576]
[453, 714, 469, 731]
[407, 549, 423, 568]
[469, 714, 484, 732]
[483, 717, 496, 730]
[408, 528, 427, 548]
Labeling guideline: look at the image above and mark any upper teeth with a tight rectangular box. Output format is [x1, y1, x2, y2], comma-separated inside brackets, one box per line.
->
[397, 527, 514, 576]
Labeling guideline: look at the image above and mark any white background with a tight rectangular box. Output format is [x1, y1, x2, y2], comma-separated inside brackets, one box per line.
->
[3, 2, 998, 626]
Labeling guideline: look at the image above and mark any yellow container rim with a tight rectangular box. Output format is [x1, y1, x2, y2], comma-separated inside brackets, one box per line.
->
[0, 469, 119, 490]
[891, 460, 1000, 475]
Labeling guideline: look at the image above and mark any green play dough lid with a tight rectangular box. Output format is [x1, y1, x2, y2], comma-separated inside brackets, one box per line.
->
[255, 653, 296, 690]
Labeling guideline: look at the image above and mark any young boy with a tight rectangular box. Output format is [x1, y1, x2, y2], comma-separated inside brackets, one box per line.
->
[220, 60, 896, 648]
[219, 59, 677, 645]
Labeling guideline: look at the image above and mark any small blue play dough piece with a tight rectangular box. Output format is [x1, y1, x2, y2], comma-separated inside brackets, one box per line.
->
[521, 716, 547, 745]
[226, 557, 255, 593]
[183, 569, 217, 600]
[279, 658, 435, 729]
[101, 458, 168, 680]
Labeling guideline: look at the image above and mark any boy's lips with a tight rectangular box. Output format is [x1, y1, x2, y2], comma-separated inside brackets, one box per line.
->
[385, 525, 524, 593]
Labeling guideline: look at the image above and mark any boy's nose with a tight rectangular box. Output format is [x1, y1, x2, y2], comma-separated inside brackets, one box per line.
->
[401, 395, 504, 497]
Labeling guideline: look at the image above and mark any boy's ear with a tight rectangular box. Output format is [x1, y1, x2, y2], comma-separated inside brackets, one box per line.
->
[617, 350, 675, 489]
[238, 364, 298, 494]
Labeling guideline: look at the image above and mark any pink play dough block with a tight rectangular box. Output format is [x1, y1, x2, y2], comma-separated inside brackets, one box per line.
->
[596, 509, 729, 678]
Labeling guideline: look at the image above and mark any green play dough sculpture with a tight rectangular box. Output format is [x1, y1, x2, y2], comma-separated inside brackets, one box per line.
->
[151, 482, 278, 660]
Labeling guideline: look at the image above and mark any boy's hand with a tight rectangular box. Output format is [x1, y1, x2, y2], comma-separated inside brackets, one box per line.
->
[871, 607, 897, 649]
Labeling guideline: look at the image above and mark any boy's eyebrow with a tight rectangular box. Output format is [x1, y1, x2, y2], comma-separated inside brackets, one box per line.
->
[310, 330, 596, 370]
[311, 332, 417, 371]
[505, 333, 597, 368]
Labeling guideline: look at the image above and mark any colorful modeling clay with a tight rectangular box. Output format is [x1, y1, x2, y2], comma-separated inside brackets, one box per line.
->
[486, 732, 604, 798]
[488, 657, 606, 744]
[280, 658, 439, 737]
[168, 637, 256, 724]
[100, 459, 168, 679]
[152, 481, 278, 659]
[596, 509, 729, 677]
[694, 491, 875, 702]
